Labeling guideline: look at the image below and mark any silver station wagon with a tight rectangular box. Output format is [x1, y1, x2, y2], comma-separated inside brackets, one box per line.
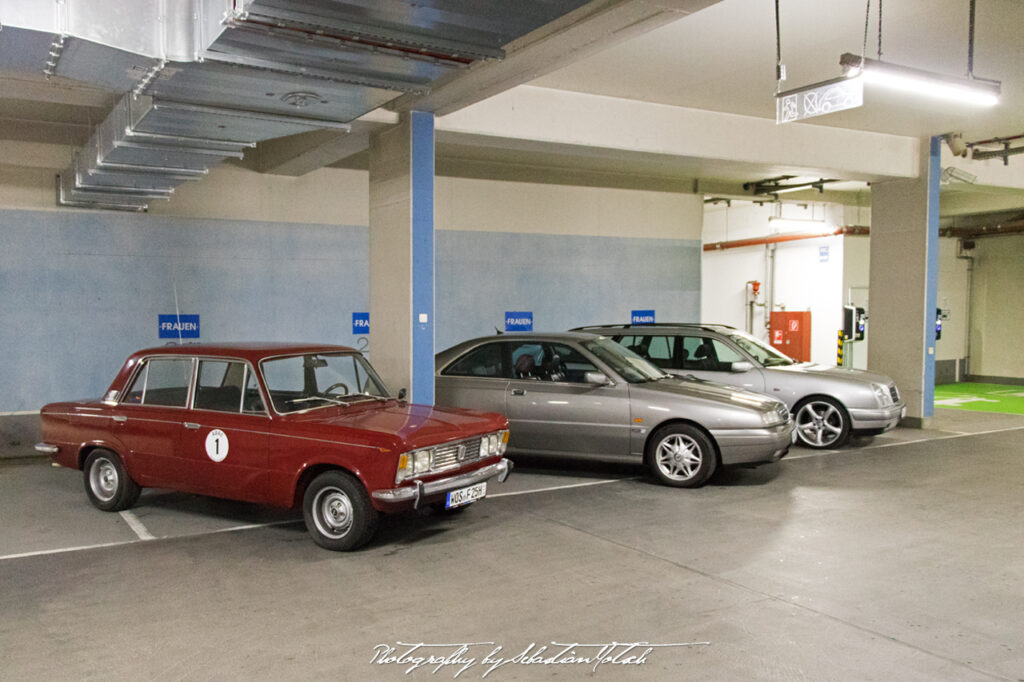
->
[574, 323, 906, 449]
[435, 332, 794, 488]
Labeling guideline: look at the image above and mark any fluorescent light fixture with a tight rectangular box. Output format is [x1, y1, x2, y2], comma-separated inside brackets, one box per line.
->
[839, 53, 1000, 106]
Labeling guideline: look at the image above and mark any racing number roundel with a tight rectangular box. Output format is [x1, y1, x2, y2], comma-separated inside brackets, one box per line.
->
[205, 429, 229, 462]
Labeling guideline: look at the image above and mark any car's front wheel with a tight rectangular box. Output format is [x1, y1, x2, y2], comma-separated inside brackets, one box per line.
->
[793, 397, 850, 449]
[303, 471, 379, 551]
[646, 424, 717, 488]
[83, 449, 141, 512]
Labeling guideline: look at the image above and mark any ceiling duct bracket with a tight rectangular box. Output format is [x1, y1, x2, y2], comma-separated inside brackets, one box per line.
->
[743, 175, 839, 197]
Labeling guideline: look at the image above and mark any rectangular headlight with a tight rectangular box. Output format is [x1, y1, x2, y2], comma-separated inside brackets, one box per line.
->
[413, 449, 431, 474]
[395, 448, 432, 483]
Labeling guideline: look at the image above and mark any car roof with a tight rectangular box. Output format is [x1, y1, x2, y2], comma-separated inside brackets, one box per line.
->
[130, 342, 357, 363]
[570, 323, 736, 333]
[452, 331, 604, 345]
[436, 331, 608, 359]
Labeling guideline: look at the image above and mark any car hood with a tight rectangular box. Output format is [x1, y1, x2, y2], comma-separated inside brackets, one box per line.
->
[632, 376, 784, 412]
[284, 401, 507, 451]
[771, 362, 895, 385]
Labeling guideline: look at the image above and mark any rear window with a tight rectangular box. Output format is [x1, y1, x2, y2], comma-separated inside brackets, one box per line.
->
[124, 358, 192, 407]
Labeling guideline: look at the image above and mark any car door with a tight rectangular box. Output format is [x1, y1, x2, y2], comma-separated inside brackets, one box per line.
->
[503, 341, 632, 458]
[113, 356, 194, 489]
[435, 341, 510, 415]
[676, 335, 767, 393]
[177, 359, 269, 502]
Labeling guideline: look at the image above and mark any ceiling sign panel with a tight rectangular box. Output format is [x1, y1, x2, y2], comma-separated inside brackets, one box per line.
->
[776, 76, 863, 124]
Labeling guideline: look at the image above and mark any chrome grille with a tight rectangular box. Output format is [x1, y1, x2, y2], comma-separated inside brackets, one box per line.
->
[889, 384, 900, 403]
[432, 437, 483, 471]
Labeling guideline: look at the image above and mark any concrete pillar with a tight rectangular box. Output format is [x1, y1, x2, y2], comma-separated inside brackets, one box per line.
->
[368, 112, 435, 404]
[868, 137, 940, 427]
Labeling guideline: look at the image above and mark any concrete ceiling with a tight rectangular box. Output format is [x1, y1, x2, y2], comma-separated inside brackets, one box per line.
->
[533, 0, 1024, 142]
[1, 0, 1022, 209]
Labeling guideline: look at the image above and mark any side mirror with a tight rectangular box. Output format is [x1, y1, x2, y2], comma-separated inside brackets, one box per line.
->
[584, 372, 610, 386]
[397, 388, 407, 400]
[730, 361, 753, 373]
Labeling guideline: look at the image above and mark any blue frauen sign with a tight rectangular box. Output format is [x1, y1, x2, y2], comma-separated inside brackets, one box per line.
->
[159, 314, 200, 339]
[352, 312, 370, 335]
[505, 311, 533, 332]
[631, 309, 655, 325]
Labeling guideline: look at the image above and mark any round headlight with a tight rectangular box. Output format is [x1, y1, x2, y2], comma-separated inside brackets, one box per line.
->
[489, 433, 499, 454]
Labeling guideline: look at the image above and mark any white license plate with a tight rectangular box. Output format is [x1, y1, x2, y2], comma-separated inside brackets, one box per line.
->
[446, 482, 486, 509]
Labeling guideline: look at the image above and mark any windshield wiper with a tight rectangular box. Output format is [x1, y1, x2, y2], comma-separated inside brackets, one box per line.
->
[347, 392, 389, 403]
[290, 395, 345, 406]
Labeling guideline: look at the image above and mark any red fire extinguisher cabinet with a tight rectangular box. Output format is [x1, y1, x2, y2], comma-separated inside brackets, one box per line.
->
[769, 311, 812, 362]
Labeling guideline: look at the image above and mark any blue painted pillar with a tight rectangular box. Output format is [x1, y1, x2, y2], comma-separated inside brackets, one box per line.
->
[410, 112, 435, 405]
[368, 111, 435, 404]
[867, 136, 941, 427]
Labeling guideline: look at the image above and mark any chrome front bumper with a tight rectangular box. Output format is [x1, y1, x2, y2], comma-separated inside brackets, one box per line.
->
[371, 458, 513, 510]
[849, 403, 906, 431]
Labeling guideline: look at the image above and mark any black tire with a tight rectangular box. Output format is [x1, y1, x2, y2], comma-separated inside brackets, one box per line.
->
[793, 396, 851, 449]
[646, 423, 717, 488]
[302, 471, 379, 551]
[83, 449, 141, 512]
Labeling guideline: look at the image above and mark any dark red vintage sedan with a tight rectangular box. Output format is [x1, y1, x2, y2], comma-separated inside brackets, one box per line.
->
[36, 343, 511, 551]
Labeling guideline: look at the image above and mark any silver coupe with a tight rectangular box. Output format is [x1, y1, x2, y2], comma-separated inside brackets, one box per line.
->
[435, 332, 794, 488]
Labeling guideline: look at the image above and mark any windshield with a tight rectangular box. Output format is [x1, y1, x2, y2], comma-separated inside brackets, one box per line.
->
[260, 352, 389, 414]
[582, 337, 668, 383]
[728, 331, 795, 367]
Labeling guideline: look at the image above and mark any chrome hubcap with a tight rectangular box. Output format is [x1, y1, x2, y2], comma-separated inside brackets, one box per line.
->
[796, 401, 844, 447]
[90, 457, 118, 501]
[313, 487, 354, 539]
[655, 434, 702, 481]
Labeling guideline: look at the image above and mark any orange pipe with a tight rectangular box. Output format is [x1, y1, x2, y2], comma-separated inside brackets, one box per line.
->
[702, 226, 869, 251]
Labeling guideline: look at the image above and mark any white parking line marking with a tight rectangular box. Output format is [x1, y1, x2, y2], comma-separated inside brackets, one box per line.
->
[0, 520, 300, 562]
[119, 510, 155, 541]
[785, 425, 1024, 460]
[490, 477, 634, 498]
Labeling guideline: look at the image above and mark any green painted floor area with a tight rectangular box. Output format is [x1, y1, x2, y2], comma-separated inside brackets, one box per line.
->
[934, 382, 1024, 415]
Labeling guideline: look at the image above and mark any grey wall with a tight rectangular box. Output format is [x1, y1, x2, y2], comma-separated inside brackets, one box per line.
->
[436, 230, 702, 351]
[1, 208, 369, 413]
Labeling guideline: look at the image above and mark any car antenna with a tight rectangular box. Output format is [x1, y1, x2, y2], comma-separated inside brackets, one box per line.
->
[494, 326, 503, 335]
[172, 277, 183, 345]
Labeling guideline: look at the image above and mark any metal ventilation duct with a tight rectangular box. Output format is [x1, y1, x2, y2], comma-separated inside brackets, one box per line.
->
[1, 0, 594, 210]
[59, 93, 348, 211]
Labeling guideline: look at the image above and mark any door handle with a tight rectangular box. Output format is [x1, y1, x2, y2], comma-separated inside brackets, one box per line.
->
[183, 422, 200, 430]
[511, 389, 526, 396]
[112, 415, 127, 423]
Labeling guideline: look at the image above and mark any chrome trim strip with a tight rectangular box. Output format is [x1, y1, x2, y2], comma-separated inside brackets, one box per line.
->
[34, 443, 59, 454]
[37, 411, 382, 450]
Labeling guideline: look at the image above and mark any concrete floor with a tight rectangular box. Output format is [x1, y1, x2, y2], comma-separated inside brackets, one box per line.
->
[1, 409, 1022, 681]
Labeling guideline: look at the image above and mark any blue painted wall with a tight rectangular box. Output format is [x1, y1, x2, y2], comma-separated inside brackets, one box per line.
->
[1, 209, 701, 412]
[435, 230, 702, 352]
[0, 209, 368, 411]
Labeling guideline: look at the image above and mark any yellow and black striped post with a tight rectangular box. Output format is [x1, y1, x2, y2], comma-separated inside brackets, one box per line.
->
[836, 330, 845, 365]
